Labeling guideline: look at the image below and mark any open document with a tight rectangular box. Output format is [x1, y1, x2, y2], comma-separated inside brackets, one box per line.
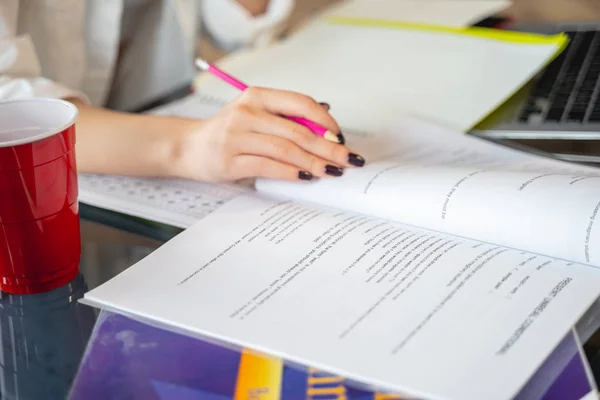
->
[257, 118, 600, 266]
[84, 118, 600, 400]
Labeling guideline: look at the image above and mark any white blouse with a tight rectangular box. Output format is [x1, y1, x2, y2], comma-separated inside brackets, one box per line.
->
[0, 0, 293, 111]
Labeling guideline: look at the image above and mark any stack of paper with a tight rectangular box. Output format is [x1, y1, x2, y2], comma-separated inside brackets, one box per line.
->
[83, 117, 600, 400]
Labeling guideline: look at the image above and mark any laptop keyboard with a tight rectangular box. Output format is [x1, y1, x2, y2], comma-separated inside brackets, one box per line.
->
[518, 29, 600, 125]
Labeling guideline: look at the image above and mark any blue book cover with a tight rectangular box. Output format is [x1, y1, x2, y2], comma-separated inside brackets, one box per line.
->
[69, 311, 594, 400]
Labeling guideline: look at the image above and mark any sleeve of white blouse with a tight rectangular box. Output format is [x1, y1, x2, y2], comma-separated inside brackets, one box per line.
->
[201, 0, 294, 52]
[0, 3, 89, 103]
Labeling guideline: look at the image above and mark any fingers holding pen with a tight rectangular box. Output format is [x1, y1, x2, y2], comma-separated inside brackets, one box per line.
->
[234, 132, 345, 179]
[176, 87, 366, 183]
[242, 108, 365, 171]
[239, 87, 345, 144]
[190, 61, 366, 182]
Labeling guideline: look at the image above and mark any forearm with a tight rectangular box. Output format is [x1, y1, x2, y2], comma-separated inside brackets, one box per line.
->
[64, 87, 361, 185]
[68, 99, 193, 178]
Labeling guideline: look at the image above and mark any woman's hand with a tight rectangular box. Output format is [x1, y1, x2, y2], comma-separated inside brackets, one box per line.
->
[172, 87, 365, 183]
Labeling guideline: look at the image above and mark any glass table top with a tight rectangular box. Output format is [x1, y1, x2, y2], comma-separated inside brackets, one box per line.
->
[2, 204, 600, 400]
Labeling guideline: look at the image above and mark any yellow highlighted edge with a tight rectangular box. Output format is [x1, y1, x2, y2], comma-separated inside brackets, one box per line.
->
[327, 16, 568, 47]
[326, 16, 569, 131]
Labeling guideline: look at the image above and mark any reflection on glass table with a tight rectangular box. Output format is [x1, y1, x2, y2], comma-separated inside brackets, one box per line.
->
[0, 218, 161, 400]
[69, 311, 414, 400]
[0, 274, 94, 400]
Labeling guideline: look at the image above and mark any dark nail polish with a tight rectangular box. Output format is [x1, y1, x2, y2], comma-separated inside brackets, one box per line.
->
[325, 165, 343, 177]
[348, 153, 365, 167]
[298, 171, 313, 181]
[337, 133, 345, 145]
[319, 102, 331, 111]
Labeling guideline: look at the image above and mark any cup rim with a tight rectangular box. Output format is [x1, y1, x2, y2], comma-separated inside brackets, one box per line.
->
[0, 98, 79, 148]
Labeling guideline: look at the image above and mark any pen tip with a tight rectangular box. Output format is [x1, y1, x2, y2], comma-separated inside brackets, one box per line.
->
[325, 131, 345, 144]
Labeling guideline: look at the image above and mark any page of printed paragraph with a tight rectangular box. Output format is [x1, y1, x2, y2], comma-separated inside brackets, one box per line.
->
[83, 195, 600, 400]
[257, 118, 600, 267]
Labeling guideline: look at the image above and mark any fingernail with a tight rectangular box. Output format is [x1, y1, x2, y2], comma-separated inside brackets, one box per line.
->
[298, 171, 313, 181]
[337, 133, 345, 145]
[325, 165, 343, 177]
[348, 153, 365, 167]
[319, 102, 330, 111]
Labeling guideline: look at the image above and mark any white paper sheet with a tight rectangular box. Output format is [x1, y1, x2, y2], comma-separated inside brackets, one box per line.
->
[257, 118, 600, 267]
[78, 174, 249, 228]
[196, 21, 561, 134]
[83, 193, 600, 400]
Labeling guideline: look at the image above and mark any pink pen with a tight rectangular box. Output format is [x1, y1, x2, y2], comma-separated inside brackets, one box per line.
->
[195, 58, 344, 144]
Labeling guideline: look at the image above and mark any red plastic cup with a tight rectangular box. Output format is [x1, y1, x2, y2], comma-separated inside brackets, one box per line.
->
[0, 98, 80, 294]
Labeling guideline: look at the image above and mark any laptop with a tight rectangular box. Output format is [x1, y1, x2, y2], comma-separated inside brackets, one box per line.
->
[470, 22, 600, 163]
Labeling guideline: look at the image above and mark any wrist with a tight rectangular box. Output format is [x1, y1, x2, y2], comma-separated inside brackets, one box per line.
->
[163, 117, 205, 180]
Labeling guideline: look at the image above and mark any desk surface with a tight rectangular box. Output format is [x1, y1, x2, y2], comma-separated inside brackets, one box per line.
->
[291, 0, 600, 23]
[506, 0, 600, 22]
